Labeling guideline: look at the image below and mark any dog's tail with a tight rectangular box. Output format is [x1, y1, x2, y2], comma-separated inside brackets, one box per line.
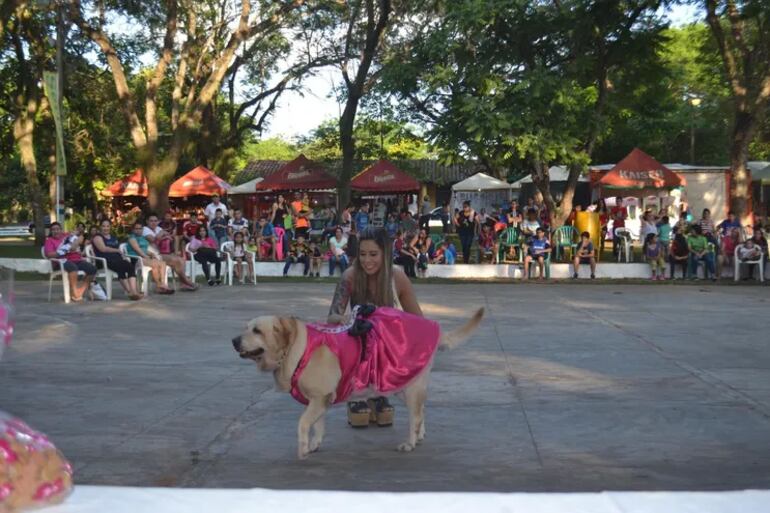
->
[439, 307, 485, 351]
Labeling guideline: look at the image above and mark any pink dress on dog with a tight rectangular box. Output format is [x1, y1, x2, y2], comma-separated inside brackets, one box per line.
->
[290, 307, 441, 405]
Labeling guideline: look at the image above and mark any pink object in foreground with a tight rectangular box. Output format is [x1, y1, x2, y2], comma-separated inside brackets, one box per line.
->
[291, 307, 441, 405]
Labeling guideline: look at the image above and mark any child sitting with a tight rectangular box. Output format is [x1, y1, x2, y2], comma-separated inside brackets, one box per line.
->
[246, 236, 258, 255]
[445, 240, 457, 265]
[477, 224, 495, 263]
[644, 233, 666, 281]
[283, 235, 310, 276]
[309, 240, 323, 278]
[229, 231, 254, 284]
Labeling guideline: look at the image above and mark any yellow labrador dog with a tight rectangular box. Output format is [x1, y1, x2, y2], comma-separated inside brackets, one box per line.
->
[232, 308, 484, 459]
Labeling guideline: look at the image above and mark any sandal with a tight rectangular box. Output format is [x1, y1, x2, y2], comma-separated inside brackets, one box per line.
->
[367, 397, 395, 427]
[158, 288, 175, 295]
[347, 401, 371, 428]
[129, 293, 142, 301]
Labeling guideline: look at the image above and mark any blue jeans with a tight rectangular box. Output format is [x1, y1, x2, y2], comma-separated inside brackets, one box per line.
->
[688, 252, 715, 278]
[329, 254, 348, 276]
[283, 255, 309, 276]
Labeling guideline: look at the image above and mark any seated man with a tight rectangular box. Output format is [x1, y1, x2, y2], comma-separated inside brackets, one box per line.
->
[523, 227, 551, 280]
[44, 222, 97, 301]
[687, 224, 716, 281]
[520, 208, 540, 254]
[142, 213, 199, 291]
[572, 231, 596, 279]
[737, 238, 762, 280]
[282, 234, 310, 277]
[228, 208, 250, 237]
[254, 216, 276, 260]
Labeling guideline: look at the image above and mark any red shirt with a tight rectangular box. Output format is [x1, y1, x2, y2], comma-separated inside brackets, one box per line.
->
[43, 235, 83, 262]
[183, 221, 200, 238]
[610, 206, 627, 228]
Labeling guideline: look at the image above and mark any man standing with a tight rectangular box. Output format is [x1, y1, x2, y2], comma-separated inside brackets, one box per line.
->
[204, 194, 228, 222]
[143, 213, 199, 290]
[419, 195, 432, 230]
[291, 192, 310, 239]
[354, 203, 370, 233]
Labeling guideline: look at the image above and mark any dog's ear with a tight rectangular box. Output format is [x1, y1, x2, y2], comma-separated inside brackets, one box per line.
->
[273, 317, 297, 349]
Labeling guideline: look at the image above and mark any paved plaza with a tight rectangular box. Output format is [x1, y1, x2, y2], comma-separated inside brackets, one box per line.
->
[1, 281, 769, 492]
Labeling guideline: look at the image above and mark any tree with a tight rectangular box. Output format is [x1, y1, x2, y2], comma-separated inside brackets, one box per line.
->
[704, 0, 770, 219]
[69, 0, 308, 211]
[384, 0, 668, 225]
[2, 2, 52, 244]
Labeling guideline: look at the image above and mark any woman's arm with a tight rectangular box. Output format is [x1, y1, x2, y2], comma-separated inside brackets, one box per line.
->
[327, 274, 352, 323]
[92, 235, 117, 253]
[394, 268, 423, 317]
[128, 237, 148, 258]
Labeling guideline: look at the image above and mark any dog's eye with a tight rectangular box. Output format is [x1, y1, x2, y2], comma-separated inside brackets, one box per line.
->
[252, 327, 261, 335]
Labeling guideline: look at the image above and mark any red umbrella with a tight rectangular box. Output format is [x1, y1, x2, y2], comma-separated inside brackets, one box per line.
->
[103, 169, 148, 197]
[255, 154, 336, 191]
[168, 166, 231, 197]
[598, 148, 685, 189]
[351, 159, 420, 193]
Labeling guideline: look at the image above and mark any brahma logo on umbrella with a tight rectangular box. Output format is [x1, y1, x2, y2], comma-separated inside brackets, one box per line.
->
[374, 173, 396, 183]
[618, 169, 664, 182]
[287, 167, 311, 180]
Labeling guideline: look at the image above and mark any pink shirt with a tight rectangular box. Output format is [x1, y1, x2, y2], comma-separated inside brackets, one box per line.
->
[43, 235, 83, 262]
[291, 307, 441, 405]
[198, 237, 218, 250]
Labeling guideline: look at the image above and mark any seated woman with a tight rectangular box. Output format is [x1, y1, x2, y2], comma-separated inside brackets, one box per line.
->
[190, 226, 223, 286]
[43, 222, 97, 301]
[393, 230, 417, 278]
[126, 221, 174, 295]
[92, 219, 142, 300]
[328, 227, 349, 276]
[668, 226, 690, 279]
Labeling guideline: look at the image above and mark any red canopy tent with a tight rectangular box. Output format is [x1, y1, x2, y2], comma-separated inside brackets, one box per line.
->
[168, 166, 231, 197]
[350, 159, 420, 193]
[255, 154, 336, 191]
[595, 148, 685, 193]
[102, 169, 148, 197]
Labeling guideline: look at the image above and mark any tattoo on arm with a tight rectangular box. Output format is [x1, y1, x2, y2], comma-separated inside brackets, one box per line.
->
[327, 279, 351, 323]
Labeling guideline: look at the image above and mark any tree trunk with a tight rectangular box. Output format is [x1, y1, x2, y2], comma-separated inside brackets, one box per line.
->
[530, 161, 558, 226]
[728, 110, 756, 222]
[14, 112, 46, 245]
[338, 99, 358, 216]
[554, 163, 584, 227]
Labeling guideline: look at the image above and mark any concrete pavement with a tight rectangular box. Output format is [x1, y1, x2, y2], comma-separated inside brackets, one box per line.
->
[1, 281, 769, 492]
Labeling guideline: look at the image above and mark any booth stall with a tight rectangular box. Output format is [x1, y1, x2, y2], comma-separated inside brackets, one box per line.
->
[168, 166, 231, 200]
[451, 172, 512, 214]
[100, 169, 149, 229]
[254, 154, 337, 219]
[351, 159, 421, 224]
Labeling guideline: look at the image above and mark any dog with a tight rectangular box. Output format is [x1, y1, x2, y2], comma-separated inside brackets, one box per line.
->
[232, 306, 484, 459]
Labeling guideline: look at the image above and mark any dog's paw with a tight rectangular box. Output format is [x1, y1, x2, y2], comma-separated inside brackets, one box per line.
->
[396, 442, 415, 452]
[298, 448, 310, 460]
[309, 439, 322, 453]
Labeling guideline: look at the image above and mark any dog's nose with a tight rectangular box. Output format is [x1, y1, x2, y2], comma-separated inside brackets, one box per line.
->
[232, 336, 242, 351]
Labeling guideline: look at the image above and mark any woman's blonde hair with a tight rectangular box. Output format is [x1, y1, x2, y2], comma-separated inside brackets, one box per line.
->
[351, 227, 394, 307]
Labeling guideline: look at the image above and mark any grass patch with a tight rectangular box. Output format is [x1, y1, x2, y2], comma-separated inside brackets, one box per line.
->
[0, 243, 38, 259]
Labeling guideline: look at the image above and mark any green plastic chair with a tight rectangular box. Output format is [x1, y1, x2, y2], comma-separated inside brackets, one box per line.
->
[429, 233, 443, 247]
[497, 227, 521, 263]
[552, 225, 579, 262]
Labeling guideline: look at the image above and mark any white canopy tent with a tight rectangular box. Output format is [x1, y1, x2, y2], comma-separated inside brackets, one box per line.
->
[228, 177, 264, 195]
[451, 172, 512, 213]
[510, 166, 590, 188]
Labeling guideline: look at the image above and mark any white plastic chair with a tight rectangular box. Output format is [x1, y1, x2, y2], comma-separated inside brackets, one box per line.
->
[220, 241, 257, 286]
[120, 243, 152, 295]
[185, 242, 227, 283]
[42, 246, 82, 304]
[84, 245, 114, 300]
[734, 244, 764, 282]
[614, 227, 633, 263]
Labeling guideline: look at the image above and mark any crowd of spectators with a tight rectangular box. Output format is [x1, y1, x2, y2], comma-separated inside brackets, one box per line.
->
[42, 191, 767, 301]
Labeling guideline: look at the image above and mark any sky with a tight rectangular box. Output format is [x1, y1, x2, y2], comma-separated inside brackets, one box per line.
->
[262, 3, 704, 141]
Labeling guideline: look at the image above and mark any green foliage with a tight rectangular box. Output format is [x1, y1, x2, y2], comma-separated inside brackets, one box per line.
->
[297, 117, 435, 162]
